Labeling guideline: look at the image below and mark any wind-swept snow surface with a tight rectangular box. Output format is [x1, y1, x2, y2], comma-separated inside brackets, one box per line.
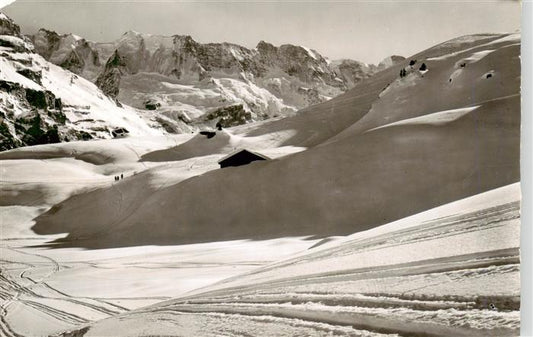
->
[70, 183, 521, 337]
[0, 236, 320, 337]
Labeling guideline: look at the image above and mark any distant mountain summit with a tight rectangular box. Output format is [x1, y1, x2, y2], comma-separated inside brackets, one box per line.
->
[32, 29, 102, 80]
[378, 55, 406, 70]
[330, 59, 378, 88]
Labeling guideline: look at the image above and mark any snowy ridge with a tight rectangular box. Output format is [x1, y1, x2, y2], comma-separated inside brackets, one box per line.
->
[367, 105, 480, 131]
[40, 58, 160, 137]
[301, 46, 319, 60]
[0, 2, 16, 10]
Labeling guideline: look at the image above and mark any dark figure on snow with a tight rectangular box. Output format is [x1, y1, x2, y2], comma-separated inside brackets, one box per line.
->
[121, 174, 123, 180]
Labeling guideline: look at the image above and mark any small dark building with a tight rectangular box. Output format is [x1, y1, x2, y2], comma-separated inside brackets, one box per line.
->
[200, 130, 216, 139]
[218, 149, 270, 168]
[111, 127, 129, 138]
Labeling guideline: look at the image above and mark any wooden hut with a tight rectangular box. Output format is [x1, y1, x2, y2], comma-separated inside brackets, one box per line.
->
[218, 149, 270, 168]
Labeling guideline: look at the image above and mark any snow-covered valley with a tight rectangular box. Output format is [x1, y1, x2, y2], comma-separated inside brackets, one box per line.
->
[0, 7, 523, 336]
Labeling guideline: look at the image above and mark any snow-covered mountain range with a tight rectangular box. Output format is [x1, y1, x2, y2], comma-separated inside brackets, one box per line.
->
[1, 12, 404, 150]
[1, 11, 411, 151]
[30, 24, 402, 131]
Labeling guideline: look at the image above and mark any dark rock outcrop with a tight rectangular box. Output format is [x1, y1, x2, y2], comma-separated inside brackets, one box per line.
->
[0, 13, 21, 37]
[144, 99, 161, 110]
[204, 104, 252, 128]
[0, 80, 68, 150]
[16, 68, 42, 85]
[95, 50, 127, 98]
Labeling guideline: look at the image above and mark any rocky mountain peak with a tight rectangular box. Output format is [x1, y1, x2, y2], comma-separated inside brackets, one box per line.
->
[122, 30, 142, 37]
[172, 34, 199, 53]
[0, 12, 21, 37]
[331, 59, 377, 88]
[279, 44, 321, 61]
[256, 40, 276, 52]
[31, 28, 101, 77]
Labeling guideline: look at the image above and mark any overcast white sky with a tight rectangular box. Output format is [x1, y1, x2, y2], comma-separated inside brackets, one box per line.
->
[1, 0, 521, 64]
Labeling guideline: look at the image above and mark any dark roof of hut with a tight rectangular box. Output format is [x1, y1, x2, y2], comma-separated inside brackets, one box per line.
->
[217, 149, 270, 164]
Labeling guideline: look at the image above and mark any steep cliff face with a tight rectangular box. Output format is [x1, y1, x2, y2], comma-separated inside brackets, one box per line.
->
[103, 31, 346, 93]
[31, 29, 102, 80]
[0, 13, 163, 151]
[255, 41, 340, 86]
[0, 79, 67, 150]
[0, 12, 20, 36]
[95, 50, 127, 99]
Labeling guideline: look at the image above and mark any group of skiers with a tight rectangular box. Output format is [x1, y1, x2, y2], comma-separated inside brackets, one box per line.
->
[114, 174, 123, 181]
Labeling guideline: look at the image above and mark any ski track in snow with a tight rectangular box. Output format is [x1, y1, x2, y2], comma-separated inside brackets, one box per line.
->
[0, 130, 318, 336]
[0, 245, 132, 336]
[73, 185, 520, 337]
[0, 183, 520, 336]
[2, 197, 520, 336]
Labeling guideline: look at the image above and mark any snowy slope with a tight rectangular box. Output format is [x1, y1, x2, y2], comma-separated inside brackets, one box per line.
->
[25, 32, 520, 249]
[0, 133, 310, 337]
[0, 37, 162, 135]
[118, 72, 297, 129]
[67, 183, 521, 337]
